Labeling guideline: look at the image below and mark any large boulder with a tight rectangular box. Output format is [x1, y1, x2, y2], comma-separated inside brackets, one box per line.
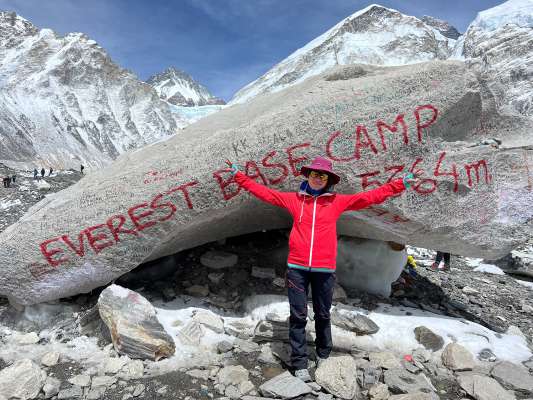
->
[97, 284, 175, 361]
[1, 60, 533, 305]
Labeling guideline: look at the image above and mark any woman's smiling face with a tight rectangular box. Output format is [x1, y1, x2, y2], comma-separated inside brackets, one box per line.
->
[307, 170, 328, 190]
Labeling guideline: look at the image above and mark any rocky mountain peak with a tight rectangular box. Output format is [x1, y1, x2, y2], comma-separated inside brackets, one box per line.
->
[0, 11, 38, 47]
[147, 66, 225, 107]
[230, 4, 456, 105]
[334, 5, 403, 35]
[421, 15, 462, 39]
[147, 66, 193, 85]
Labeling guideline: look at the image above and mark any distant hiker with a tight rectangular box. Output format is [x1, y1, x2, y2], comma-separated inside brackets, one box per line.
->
[431, 251, 451, 271]
[80, 164, 84, 174]
[2, 176, 10, 188]
[40, 167, 45, 178]
[49, 167, 53, 176]
[33, 168, 38, 180]
[225, 156, 420, 382]
[11, 174, 16, 183]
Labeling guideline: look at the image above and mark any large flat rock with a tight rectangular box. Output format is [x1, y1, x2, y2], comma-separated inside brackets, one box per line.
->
[1, 61, 533, 304]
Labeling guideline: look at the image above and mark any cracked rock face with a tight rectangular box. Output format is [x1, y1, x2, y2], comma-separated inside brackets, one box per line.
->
[1, 60, 533, 305]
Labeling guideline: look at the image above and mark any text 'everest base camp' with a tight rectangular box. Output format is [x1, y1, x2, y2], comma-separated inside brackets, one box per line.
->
[0, 1, 533, 400]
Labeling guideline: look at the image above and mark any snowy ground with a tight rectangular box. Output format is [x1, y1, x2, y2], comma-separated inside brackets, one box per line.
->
[0, 169, 83, 233]
[0, 292, 530, 379]
[158, 281, 533, 369]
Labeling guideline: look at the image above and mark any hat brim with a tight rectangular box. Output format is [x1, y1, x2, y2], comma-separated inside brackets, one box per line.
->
[301, 166, 340, 185]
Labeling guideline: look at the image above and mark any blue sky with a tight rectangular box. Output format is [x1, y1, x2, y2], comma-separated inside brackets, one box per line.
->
[0, 0, 503, 101]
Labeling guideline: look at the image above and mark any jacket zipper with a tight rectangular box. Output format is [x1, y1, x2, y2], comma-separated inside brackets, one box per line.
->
[308, 196, 318, 267]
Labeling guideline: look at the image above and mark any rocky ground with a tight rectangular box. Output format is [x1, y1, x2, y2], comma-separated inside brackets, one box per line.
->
[0, 167, 532, 400]
[391, 251, 533, 342]
[0, 164, 84, 233]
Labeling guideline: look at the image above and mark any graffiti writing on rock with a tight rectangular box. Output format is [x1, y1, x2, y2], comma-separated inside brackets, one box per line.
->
[143, 168, 183, 184]
[231, 129, 296, 158]
[35, 102, 494, 269]
[326, 105, 438, 161]
[364, 206, 411, 225]
[39, 181, 198, 267]
[357, 152, 491, 195]
[214, 143, 310, 200]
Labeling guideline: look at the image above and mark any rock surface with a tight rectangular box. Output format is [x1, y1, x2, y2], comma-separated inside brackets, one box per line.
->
[457, 373, 516, 400]
[331, 305, 380, 334]
[1, 60, 533, 304]
[441, 343, 475, 371]
[97, 284, 175, 360]
[383, 369, 435, 395]
[315, 356, 358, 399]
[414, 326, 444, 351]
[259, 371, 312, 398]
[0, 359, 46, 400]
[490, 360, 533, 393]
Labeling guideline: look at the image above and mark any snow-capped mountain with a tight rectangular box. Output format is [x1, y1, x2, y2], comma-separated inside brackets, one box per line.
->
[229, 4, 457, 105]
[421, 15, 461, 39]
[147, 67, 225, 107]
[0, 12, 180, 169]
[453, 0, 533, 116]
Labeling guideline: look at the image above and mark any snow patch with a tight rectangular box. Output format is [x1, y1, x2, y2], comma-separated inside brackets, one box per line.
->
[0, 198, 21, 210]
[473, 263, 505, 275]
[470, 0, 533, 31]
[515, 279, 533, 289]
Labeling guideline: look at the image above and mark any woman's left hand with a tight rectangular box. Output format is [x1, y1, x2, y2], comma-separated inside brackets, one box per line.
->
[404, 170, 423, 188]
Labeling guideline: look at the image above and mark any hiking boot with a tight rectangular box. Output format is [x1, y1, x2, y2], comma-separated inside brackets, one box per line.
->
[440, 264, 450, 271]
[294, 369, 312, 382]
[316, 356, 327, 368]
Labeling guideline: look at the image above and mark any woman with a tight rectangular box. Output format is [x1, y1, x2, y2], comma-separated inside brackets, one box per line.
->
[226, 156, 418, 381]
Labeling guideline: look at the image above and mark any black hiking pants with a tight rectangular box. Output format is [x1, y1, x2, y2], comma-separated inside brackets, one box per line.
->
[435, 251, 450, 265]
[286, 268, 335, 370]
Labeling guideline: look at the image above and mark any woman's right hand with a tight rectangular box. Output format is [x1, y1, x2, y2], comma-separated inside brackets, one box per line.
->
[225, 159, 238, 175]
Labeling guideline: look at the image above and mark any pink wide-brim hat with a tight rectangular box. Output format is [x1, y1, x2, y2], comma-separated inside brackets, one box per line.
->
[300, 156, 340, 185]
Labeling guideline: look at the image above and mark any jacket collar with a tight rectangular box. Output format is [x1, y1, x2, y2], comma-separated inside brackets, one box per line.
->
[298, 181, 334, 197]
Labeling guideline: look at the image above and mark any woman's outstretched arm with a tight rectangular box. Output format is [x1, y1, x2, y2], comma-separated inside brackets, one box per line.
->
[336, 172, 419, 212]
[226, 160, 293, 209]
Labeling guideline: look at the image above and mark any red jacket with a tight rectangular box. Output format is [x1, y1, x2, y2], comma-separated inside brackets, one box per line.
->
[234, 172, 406, 271]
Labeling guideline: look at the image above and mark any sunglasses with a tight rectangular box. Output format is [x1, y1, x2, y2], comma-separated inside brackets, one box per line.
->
[309, 171, 329, 181]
